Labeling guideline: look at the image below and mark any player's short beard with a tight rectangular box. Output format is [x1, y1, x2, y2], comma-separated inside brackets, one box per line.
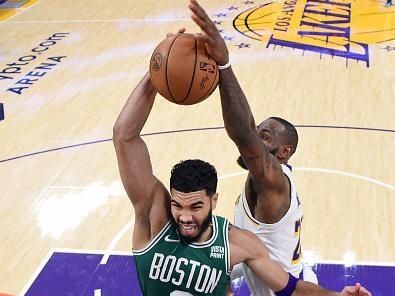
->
[171, 210, 213, 244]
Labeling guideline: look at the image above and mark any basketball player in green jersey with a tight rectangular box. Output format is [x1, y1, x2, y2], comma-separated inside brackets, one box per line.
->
[113, 60, 371, 295]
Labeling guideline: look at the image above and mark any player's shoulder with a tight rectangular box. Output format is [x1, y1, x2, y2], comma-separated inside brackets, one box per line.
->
[228, 223, 269, 264]
[228, 223, 259, 243]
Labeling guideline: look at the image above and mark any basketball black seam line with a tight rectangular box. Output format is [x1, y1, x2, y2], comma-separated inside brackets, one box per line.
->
[179, 36, 198, 103]
[166, 33, 183, 103]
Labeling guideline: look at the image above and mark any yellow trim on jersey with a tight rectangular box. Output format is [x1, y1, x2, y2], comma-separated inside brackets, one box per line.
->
[292, 253, 302, 265]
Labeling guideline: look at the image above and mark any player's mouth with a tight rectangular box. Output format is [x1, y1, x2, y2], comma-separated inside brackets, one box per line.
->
[179, 223, 197, 236]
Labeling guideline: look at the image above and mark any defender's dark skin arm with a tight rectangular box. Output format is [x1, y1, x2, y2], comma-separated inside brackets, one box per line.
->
[190, 0, 287, 203]
[218, 68, 271, 181]
[218, 67, 291, 223]
[218, 68, 256, 147]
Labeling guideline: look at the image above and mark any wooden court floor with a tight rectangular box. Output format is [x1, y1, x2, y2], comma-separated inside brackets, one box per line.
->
[0, 0, 394, 294]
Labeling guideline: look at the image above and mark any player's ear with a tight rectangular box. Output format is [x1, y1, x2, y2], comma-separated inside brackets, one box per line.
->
[211, 193, 218, 210]
[279, 144, 292, 160]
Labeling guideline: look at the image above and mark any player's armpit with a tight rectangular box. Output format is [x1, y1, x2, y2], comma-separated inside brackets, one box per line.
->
[237, 141, 288, 194]
[228, 225, 289, 292]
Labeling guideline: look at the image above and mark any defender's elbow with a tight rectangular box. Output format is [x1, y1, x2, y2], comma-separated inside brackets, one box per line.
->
[227, 118, 257, 145]
[228, 129, 256, 147]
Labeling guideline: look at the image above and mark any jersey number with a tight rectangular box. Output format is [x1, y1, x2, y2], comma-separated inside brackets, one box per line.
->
[292, 219, 302, 264]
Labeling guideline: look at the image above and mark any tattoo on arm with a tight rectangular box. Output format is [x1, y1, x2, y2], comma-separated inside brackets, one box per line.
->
[219, 68, 256, 143]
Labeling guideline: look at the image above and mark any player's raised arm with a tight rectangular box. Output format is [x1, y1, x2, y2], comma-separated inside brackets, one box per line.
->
[189, 0, 285, 191]
[113, 72, 170, 247]
[229, 226, 372, 296]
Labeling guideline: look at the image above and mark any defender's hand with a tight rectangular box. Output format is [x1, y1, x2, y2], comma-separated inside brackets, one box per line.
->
[189, 0, 229, 65]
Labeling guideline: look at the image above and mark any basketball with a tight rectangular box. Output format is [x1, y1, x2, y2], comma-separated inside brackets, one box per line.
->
[149, 33, 219, 105]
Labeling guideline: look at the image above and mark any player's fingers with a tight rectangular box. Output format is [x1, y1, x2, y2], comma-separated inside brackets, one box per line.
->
[194, 33, 213, 47]
[166, 28, 186, 38]
[343, 286, 357, 295]
[191, 13, 219, 41]
[191, 13, 212, 35]
[189, 0, 220, 38]
[353, 283, 371, 296]
[358, 286, 372, 296]
[189, 0, 214, 26]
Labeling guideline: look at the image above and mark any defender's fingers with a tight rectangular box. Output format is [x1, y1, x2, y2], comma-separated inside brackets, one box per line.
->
[191, 23, 216, 47]
[189, 0, 213, 25]
[194, 33, 211, 45]
[191, 12, 218, 40]
[191, 13, 210, 32]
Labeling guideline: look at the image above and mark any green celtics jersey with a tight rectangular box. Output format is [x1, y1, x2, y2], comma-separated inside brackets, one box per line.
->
[134, 215, 231, 296]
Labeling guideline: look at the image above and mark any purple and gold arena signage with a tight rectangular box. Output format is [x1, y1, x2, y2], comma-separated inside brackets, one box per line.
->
[231, 0, 395, 67]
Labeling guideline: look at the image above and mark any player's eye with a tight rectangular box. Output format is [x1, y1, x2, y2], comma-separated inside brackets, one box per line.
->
[171, 202, 182, 208]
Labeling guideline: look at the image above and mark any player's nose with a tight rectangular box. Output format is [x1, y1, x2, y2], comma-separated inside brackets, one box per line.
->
[179, 212, 193, 223]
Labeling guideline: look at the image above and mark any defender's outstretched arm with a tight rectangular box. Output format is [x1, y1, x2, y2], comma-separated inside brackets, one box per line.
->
[189, 0, 285, 191]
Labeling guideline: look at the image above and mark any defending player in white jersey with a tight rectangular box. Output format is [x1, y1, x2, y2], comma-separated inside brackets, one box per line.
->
[189, 1, 318, 295]
[234, 159, 317, 296]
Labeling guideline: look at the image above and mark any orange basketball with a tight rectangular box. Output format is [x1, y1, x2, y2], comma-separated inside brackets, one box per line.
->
[149, 33, 219, 105]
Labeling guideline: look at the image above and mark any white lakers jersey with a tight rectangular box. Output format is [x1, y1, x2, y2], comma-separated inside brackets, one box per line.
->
[234, 164, 303, 296]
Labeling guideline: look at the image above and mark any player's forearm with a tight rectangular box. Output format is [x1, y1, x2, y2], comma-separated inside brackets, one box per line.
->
[293, 280, 338, 296]
[219, 67, 257, 145]
[113, 72, 157, 141]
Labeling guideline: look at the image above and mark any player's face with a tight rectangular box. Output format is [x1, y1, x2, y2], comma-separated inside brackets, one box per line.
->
[257, 118, 285, 156]
[237, 119, 287, 169]
[170, 189, 217, 243]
